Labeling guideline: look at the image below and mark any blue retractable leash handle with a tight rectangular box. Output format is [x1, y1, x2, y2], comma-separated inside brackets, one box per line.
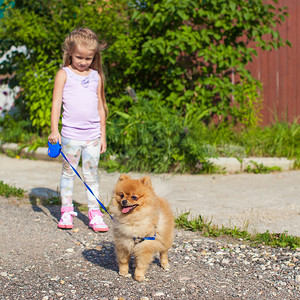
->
[48, 141, 114, 221]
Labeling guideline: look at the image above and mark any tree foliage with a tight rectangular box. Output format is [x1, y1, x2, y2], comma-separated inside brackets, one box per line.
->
[0, 0, 128, 132]
[117, 0, 288, 126]
[0, 0, 289, 172]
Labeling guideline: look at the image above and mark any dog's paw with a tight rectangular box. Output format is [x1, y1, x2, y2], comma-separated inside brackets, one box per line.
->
[119, 271, 131, 278]
[135, 275, 145, 282]
[161, 262, 170, 271]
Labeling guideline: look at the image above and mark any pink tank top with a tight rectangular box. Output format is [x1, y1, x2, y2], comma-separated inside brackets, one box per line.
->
[61, 67, 101, 140]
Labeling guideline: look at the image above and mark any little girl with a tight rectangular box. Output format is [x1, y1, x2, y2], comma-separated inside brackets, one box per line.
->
[48, 28, 109, 232]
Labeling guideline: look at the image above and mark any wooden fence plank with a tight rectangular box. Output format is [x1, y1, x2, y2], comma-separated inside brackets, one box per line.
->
[286, 0, 297, 122]
[296, 0, 300, 121]
[247, 0, 299, 125]
[275, 1, 288, 124]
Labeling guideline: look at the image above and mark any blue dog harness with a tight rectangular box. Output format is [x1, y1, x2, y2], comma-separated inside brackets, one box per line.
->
[133, 233, 156, 244]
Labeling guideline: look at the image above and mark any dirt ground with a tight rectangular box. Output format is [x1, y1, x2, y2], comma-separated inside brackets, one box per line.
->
[0, 196, 299, 299]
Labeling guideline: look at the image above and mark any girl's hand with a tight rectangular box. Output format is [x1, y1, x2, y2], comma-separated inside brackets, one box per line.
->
[48, 132, 61, 145]
[100, 135, 107, 154]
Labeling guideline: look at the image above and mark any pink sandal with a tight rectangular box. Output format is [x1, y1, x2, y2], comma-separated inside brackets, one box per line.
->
[58, 207, 77, 229]
[89, 210, 109, 232]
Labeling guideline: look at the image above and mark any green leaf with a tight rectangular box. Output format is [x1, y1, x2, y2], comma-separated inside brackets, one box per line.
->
[115, 111, 130, 119]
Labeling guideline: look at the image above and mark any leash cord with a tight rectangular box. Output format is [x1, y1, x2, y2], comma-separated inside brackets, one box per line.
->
[60, 151, 114, 221]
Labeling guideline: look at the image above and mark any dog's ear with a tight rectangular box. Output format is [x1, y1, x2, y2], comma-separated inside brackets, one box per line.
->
[140, 176, 152, 187]
[118, 174, 130, 182]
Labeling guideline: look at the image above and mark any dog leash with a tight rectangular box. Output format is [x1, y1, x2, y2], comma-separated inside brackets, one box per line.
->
[133, 233, 156, 244]
[48, 141, 114, 221]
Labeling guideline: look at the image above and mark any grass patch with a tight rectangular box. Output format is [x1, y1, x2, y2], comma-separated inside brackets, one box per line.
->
[0, 180, 26, 198]
[175, 212, 251, 239]
[245, 160, 282, 174]
[253, 231, 300, 249]
[175, 212, 300, 249]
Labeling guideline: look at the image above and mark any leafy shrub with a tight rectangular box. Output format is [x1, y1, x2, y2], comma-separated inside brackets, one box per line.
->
[0, 112, 46, 148]
[123, 0, 287, 127]
[0, 0, 128, 133]
[1, 0, 288, 133]
[106, 90, 218, 173]
[0, 0, 291, 173]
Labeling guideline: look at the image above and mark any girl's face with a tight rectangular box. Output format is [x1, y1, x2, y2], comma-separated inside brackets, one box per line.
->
[70, 45, 95, 72]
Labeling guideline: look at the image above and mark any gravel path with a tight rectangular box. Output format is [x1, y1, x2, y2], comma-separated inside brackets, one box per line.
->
[0, 197, 299, 299]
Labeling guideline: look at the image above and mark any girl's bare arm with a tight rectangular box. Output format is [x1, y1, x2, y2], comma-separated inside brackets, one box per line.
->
[97, 75, 107, 154]
[48, 69, 66, 144]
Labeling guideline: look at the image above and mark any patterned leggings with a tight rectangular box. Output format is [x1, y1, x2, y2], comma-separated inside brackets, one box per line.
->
[60, 137, 101, 210]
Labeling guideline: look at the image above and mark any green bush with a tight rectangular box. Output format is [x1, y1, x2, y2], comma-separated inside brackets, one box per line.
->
[106, 90, 219, 173]
[0, 0, 288, 132]
[122, 0, 287, 127]
[0, 0, 291, 173]
[0, 0, 128, 133]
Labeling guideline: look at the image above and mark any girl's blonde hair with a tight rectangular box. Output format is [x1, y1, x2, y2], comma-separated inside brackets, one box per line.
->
[62, 28, 108, 117]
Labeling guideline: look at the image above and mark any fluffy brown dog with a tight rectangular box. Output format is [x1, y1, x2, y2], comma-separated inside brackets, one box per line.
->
[110, 174, 174, 282]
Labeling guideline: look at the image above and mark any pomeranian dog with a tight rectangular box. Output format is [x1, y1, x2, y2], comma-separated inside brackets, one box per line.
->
[110, 174, 174, 282]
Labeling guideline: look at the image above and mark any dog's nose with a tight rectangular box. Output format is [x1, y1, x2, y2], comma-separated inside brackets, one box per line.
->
[122, 199, 127, 206]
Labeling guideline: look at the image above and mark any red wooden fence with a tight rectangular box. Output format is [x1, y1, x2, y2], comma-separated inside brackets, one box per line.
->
[247, 0, 300, 125]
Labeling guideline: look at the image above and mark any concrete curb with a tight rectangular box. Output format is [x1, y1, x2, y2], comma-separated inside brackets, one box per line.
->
[208, 157, 294, 173]
[0, 143, 62, 162]
[0, 142, 295, 173]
